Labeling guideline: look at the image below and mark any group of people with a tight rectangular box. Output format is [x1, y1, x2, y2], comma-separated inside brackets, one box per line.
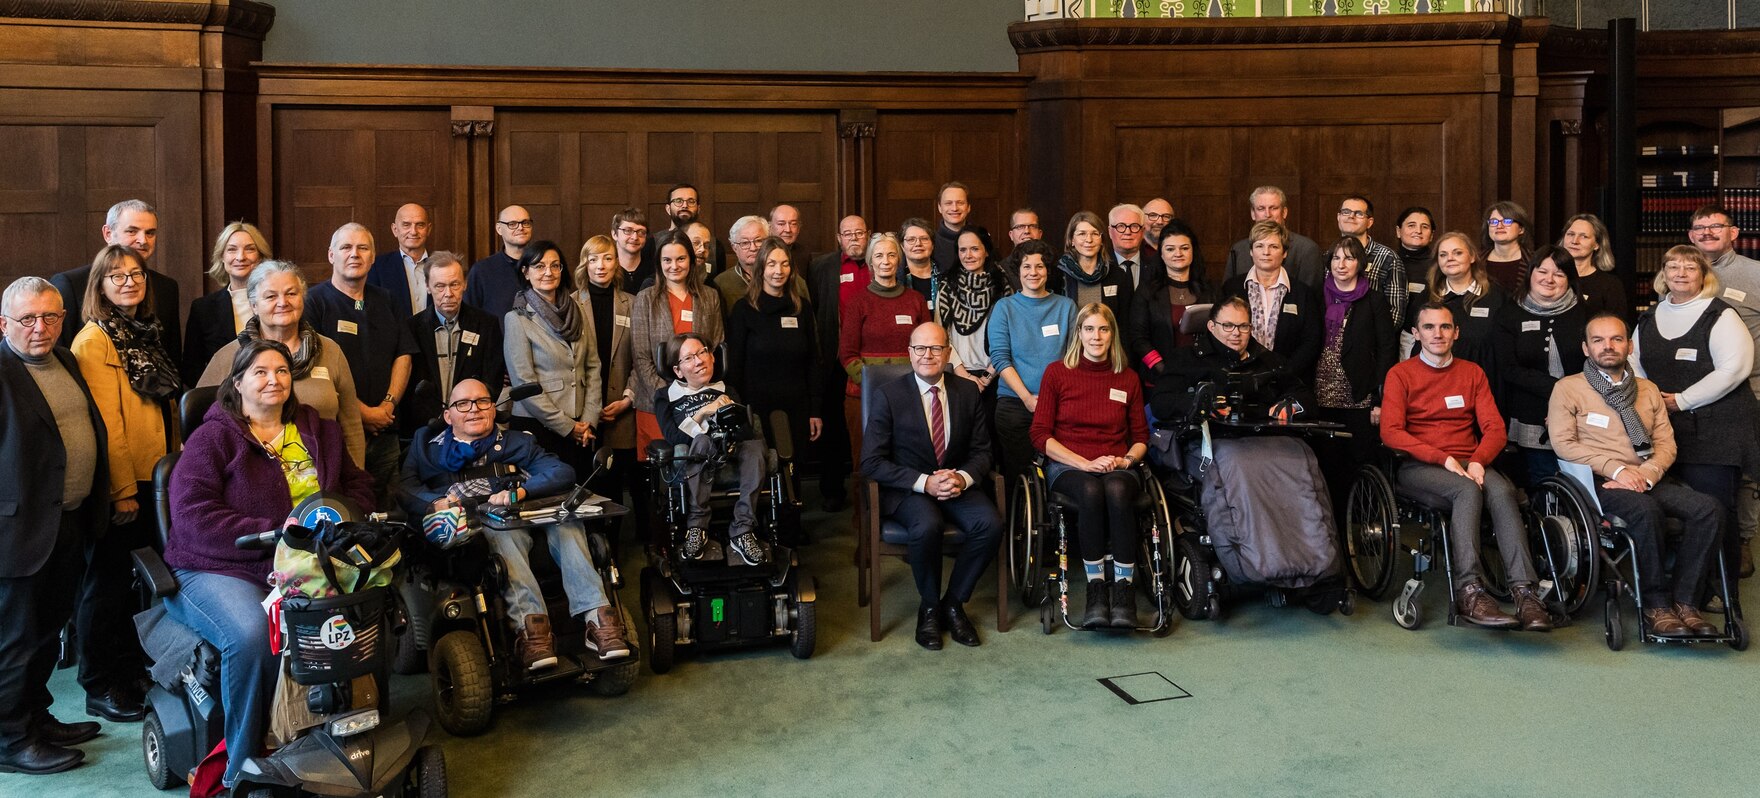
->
[1, 183, 1755, 783]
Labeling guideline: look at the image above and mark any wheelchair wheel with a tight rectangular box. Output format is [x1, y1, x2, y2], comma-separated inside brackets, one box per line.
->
[1039, 601, 1055, 635]
[791, 597, 817, 660]
[1731, 618, 1750, 652]
[1343, 464, 1398, 600]
[408, 744, 447, 798]
[1392, 588, 1422, 630]
[142, 709, 177, 790]
[648, 612, 678, 675]
[430, 631, 493, 737]
[1139, 477, 1175, 598]
[1529, 476, 1601, 616]
[1172, 534, 1216, 621]
[1603, 594, 1624, 651]
[392, 582, 429, 675]
[1009, 475, 1048, 608]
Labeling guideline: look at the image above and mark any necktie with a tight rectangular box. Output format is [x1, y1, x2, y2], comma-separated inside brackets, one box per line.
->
[928, 385, 946, 464]
[1122, 259, 1135, 285]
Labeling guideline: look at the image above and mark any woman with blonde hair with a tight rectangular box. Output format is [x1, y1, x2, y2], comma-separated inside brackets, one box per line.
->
[1560, 213, 1629, 321]
[577, 234, 636, 494]
[1029, 302, 1149, 629]
[184, 221, 271, 384]
[1404, 231, 1505, 369]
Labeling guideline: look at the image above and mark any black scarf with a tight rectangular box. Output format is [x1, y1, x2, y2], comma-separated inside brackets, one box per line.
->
[1055, 252, 1109, 286]
[96, 307, 181, 401]
[934, 265, 1012, 336]
[514, 288, 583, 342]
[240, 315, 323, 380]
[1583, 361, 1652, 455]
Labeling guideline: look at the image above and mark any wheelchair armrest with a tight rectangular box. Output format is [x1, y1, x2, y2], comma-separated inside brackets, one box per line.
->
[130, 546, 178, 599]
[766, 409, 794, 461]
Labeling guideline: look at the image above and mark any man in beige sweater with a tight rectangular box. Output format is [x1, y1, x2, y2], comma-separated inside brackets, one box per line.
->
[1548, 312, 1723, 637]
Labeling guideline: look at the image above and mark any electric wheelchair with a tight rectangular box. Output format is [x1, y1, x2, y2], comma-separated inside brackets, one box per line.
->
[639, 345, 816, 673]
[1342, 450, 1598, 631]
[1549, 461, 1749, 651]
[1008, 453, 1175, 636]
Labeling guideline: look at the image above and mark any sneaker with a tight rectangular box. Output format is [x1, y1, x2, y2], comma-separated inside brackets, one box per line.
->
[730, 531, 768, 565]
[1455, 581, 1519, 629]
[1511, 582, 1553, 632]
[515, 615, 558, 671]
[1673, 603, 1719, 636]
[1082, 580, 1109, 629]
[1109, 579, 1139, 629]
[583, 607, 632, 661]
[682, 527, 708, 560]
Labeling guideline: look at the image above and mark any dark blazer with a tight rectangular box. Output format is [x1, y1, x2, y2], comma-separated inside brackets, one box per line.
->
[401, 302, 506, 434]
[1222, 272, 1324, 380]
[1328, 289, 1398, 406]
[1127, 277, 1210, 385]
[0, 343, 109, 578]
[808, 251, 848, 367]
[1150, 332, 1309, 422]
[367, 250, 426, 319]
[183, 287, 241, 388]
[51, 264, 182, 362]
[860, 372, 993, 516]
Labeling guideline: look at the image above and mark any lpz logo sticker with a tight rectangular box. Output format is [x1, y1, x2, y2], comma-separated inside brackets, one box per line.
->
[320, 615, 356, 650]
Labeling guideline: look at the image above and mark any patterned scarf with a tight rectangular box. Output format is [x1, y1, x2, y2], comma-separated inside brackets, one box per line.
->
[934, 265, 1012, 336]
[96, 307, 180, 401]
[514, 288, 583, 342]
[1055, 251, 1109, 286]
[1582, 360, 1652, 455]
[240, 315, 323, 379]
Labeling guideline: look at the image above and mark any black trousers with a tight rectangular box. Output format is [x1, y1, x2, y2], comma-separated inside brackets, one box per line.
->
[1051, 468, 1141, 567]
[1673, 461, 1741, 608]
[816, 370, 851, 501]
[1595, 479, 1722, 609]
[890, 491, 1002, 606]
[0, 512, 85, 749]
[75, 495, 151, 696]
[992, 395, 1035, 489]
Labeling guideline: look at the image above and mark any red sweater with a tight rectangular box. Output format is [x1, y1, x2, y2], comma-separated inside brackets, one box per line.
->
[1031, 357, 1148, 460]
[838, 283, 930, 397]
[1380, 354, 1506, 466]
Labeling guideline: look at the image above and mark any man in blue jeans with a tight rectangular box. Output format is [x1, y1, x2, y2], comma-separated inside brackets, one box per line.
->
[401, 379, 629, 671]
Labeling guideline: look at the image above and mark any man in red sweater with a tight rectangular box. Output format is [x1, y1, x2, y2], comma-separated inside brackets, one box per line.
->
[1380, 302, 1549, 631]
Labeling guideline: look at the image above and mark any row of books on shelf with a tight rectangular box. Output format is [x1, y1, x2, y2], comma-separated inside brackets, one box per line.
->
[1641, 172, 1718, 188]
[1723, 189, 1760, 231]
[1640, 144, 1720, 157]
[1639, 189, 1722, 233]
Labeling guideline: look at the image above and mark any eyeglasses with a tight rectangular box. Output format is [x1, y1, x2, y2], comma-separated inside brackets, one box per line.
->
[838, 231, 869, 241]
[1110, 223, 1144, 234]
[1212, 321, 1251, 334]
[1486, 218, 1519, 228]
[731, 239, 761, 250]
[267, 438, 314, 478]
[902, 235, 930, 245]
[107, 270, 147, 286]
[526, 261, 563, 274]
[1690, 223, 1733, 234]
[447, 397, 495, 413]
[1337, 209, 1369, 219]
[1010, 223, 1042, 233]
[667, 198, 700, 208]
[908, 344, 949, 356]
[615, 226, 646, 237]
[677, 350, 709, 365]
[1143, 213, 1173, 223]
[3, 312, 66, 328]
[498, 219, 533, 230]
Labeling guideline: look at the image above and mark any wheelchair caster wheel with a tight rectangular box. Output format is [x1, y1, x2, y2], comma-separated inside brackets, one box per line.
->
[1040, 602, 1055, 635]
[1603, 595, 1624, 651]
[1731, 618, 1750, 652]
[1204, 597, 1221, 622]
[1338, 591, 1355, 617]
[1151, 610, 1173, 638]
[1269, 591, 1287, 609]
[1392, 579, 1423, 630]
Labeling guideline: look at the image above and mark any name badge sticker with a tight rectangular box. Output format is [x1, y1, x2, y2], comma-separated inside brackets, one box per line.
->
[680, 309, 694, 322]
[311, 366, 331, 382]
[780, 316, 799, 329]
[1470, 307, 1490, 318]
[1587, 412, 1611, 429]
[460, 330, 480, 346]
[1283, 303, 1299, 315]
[1109, 388, 1128, 403]
[614, 314, 631, 328]
[1041, 324, 1060, 337]
[1727, 288, 1748, 303]
[1408, 282, 1427, 294]
[336, 320, 359, 335]
[840, 273, 855, 284]
[1676, 348, 1698, 361]
[1522, 320, 1540, 332]
[895, 314, 912, 325]
[1103, 285, 1118, 297]
[1444, 394, 1466, 409]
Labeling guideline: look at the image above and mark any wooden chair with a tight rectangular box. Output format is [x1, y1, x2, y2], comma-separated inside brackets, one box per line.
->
[851, 363, 1009, 641]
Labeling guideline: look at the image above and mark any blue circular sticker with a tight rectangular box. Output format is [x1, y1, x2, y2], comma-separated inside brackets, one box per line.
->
[301, 504, 344, 528]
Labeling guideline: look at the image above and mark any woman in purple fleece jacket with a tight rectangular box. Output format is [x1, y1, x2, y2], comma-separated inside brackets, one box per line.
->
[165, 339, 374, 786]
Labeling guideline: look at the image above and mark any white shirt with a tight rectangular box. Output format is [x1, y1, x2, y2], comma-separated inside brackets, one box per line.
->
[402, 250, 430, 316]
[910, 374, 973, 494]
[1629, 294, 1754, 411]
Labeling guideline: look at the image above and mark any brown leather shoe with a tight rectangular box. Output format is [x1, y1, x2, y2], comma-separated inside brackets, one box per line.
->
[1456, 581, 1519, 629]
[516, 614, 559, 671]
[1674, 603, 1719, 636]
[1642, 607, 1689, 637]
[1511, 582, 1553, 632]
[584, 607, 632, 661]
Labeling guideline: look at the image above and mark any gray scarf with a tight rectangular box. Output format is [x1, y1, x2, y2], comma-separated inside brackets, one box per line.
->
[1582, 361, 1652, 456]
[514, 288, 583, 342]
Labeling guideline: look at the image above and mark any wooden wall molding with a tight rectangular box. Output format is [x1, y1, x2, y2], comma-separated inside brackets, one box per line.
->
[1010, 13, 1548, 52]
[0, 0, 274, 33]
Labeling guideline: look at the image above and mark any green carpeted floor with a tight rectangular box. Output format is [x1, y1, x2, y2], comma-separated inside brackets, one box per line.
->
[9, 503, 1757, 798]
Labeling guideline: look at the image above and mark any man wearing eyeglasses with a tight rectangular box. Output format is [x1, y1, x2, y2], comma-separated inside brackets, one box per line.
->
[50, 199, 182, 362]
[931, 182, 995, 278]
[400, 379, 630, 671]
[1690, 203, 1760, 577]
[1138, 197, 1175, 278]
[1150, 297, 1307, 421]
[649, 184, 726, 276]
[861, 322, 1000, 650]
[712, 216, 772, 310]
[1223, 186, 1327, 289]
[0, 277, 110, 774]
[366, 203, 434, 319]
[463, 204, 535, 318]
[609, 207, 656, 292]
[806, 215, 871, 512]
[1007, 208, 1043, 249]
[1107, 203, 1150, 291]
[1334, 195, 1408, 329]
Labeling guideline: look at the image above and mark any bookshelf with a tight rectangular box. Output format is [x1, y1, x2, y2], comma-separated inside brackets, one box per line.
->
[1635, 108, 1760, 310]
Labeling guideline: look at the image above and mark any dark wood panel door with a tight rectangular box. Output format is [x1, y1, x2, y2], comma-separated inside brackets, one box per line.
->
[874, 112, 1019, 243]
[270, 108, 453, 284]
[495, 112, 838, 258]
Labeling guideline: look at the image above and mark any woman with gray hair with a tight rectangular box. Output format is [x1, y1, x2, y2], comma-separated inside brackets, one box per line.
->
[197, 259, 366, 466]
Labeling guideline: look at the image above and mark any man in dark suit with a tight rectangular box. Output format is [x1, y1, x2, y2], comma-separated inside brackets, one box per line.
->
[367, 202, 434, 319]
[860, 322, 1001, 650]
[402, 252, 505, 435]
[50, 199, 182, 362]
[0, 278, 108, 775]
[930, 182, 995, 279]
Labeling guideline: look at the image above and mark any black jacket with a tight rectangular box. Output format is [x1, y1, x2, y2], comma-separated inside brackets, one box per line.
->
[1492, 301, 1587, 425]
[0, 343, 109, 578]
[1150, 332, 1309, 422]
[183, 287, 239, 387]
[51, 264, 182, 363]
[860, 372, 993, 516]
[1126, 277, 1210, 387]
[1221, 272, 1324, 381]
[401, 303, 506, 434]
[1325, 289, 1398, 406]
[1405, 284, 1507, 372]
[1056, 254, 1135, 331]
[726, 292, 822, 414]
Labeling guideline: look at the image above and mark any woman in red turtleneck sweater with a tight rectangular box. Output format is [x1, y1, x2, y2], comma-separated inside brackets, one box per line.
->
[1030, 302, 1149, 630]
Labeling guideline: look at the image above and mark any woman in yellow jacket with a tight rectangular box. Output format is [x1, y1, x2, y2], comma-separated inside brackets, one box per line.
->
[70, 244, 183, 712]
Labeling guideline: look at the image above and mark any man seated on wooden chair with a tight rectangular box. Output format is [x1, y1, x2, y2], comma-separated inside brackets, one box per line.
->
[1548, 312, 1722, 637]
[861, 322, 1002, 651]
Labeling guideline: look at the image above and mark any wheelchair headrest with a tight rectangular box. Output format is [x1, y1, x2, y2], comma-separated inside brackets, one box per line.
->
[178, 386, 219, 443]
[1178, 303, 1214, 336]
[860, 364, 914, 432]
[653, 340, 728, 384]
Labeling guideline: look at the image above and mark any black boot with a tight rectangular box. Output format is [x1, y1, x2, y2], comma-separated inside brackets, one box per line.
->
[1109, 579, 1139, 628]
[1082, 580, 1109, 628]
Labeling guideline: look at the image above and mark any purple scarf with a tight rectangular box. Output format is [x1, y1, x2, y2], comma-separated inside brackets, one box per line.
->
[1323, 276, 1370, 340]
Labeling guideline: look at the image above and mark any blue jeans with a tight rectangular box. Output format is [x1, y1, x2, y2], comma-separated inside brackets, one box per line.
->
[165, 569, 275, 787]
[485, 520, 609, 624]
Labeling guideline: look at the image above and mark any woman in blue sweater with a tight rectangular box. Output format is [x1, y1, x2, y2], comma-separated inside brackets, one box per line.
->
[988, 239, 1078, 485]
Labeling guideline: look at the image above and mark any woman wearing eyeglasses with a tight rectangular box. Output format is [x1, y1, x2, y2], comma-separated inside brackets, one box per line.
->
[183, 222, 270, 386]
[503, 240, 602, 474]
[1055, 212, 1133, 330]
[631, 229, 723, 460]
[167, 338, 374, 788]
[1480, 201, 1534, 296]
